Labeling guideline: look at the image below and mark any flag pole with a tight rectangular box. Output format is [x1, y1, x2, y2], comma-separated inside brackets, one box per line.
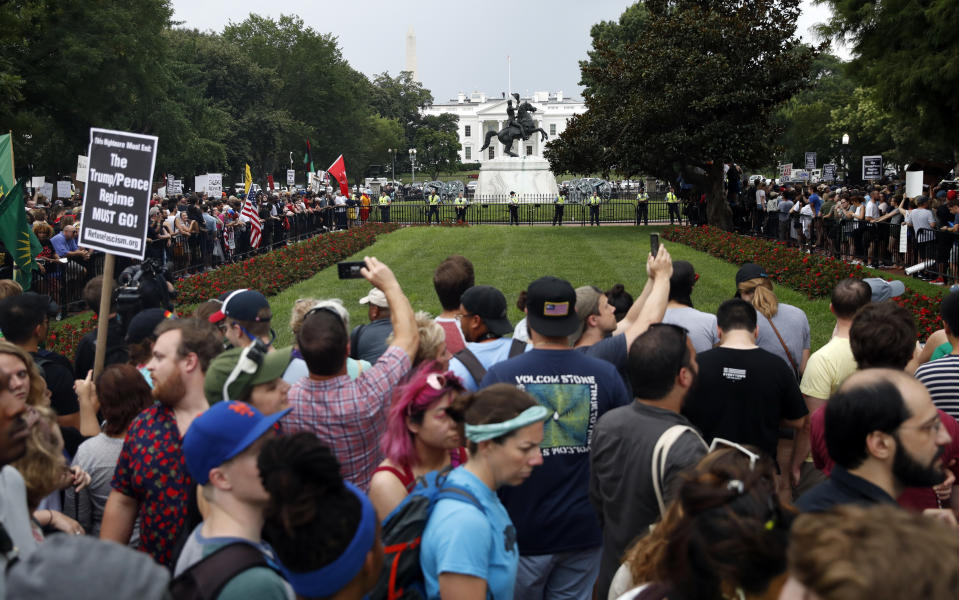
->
[92, 254, 115, 377]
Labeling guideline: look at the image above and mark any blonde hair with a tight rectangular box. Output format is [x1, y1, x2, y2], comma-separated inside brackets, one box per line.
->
[738, 277, 778, 319]
[0, 279, 22, 301]
[388, 311, 446, 367]
[0, 340, 50, 408]
[290, 298, 349, 340]
[11, 405, 67, 510]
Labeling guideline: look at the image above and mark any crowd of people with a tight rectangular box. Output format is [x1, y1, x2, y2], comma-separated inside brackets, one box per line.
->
[1, 241, 959, 600]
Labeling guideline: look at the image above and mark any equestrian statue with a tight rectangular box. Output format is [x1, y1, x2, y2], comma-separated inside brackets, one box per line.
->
[480, 92, 549, 158]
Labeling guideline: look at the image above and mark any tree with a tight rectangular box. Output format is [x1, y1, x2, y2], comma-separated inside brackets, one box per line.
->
[816, 0, 959, 158]
[547, 0, 816, 228]
[413, 114, 459, 180]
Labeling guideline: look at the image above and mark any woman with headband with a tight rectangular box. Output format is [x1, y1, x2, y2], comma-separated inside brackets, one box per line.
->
[420, 383, 548, 600]
[369, 362, 467, 520]
[259, 432, 383, 600]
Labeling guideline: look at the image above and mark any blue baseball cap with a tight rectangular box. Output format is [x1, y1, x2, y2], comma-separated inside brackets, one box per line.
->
[183, 401, 290, 485]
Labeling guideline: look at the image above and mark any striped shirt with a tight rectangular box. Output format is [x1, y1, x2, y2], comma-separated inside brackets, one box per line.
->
[915, 355, 959, 419]
[283, 346, 410, 492]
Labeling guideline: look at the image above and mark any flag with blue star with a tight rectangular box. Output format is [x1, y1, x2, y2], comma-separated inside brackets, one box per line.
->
[0, 179, 42, 289]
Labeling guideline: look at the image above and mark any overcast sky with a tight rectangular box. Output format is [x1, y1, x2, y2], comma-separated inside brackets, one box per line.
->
[170, 0, 841, 102]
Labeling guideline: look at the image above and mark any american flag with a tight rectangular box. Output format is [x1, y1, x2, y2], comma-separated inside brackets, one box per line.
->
[240, 190, 262, 248]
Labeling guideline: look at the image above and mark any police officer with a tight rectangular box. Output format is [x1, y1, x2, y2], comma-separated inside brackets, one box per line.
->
[508, 191, 519, 226]
[427, 188, 441, 225]
[635, 186, 649, 226]
[553, 192, 566, 226]
[588, 191, 601, 226]
[454, 193, 468, 223]
[666, 185, 680, 225]
[378, 190, 391, 223]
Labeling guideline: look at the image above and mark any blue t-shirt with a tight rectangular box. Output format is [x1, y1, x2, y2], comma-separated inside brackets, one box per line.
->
[421, 467, 518, 600]
[480, 349, 630, 554]
[50, 232, 78, 256]
[577, 334, 630, 394]
[449, 338, 528, 391]
[809, 194, 822, 215]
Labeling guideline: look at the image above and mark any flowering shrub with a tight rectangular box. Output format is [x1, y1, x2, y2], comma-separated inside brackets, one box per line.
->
[47, 224, 399, 356]
[662, 226, 944, 340]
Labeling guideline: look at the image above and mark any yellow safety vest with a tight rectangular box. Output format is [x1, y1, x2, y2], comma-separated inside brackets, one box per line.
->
[509, 196, 518, 205]
[379, 195, 390, 206]
[666, 192, 678, 204]
[429, 195, 440, 205]
[636, 193, 649, 203]
[454, 198, 465, 206]
[556, 195, 565, 205]
[589, 195, 600, 206]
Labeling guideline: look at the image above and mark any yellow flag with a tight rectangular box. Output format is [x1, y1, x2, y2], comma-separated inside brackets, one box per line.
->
[244, 164, 252, 195]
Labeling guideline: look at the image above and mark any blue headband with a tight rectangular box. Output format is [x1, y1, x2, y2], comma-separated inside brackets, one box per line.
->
[465, 405, 549, 443]
[279, 481, 377, 597]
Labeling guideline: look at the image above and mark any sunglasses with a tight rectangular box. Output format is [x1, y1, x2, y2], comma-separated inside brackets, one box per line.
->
[709, 437, 760, 471]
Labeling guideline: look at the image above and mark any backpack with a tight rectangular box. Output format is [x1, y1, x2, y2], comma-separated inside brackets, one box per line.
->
[453, 338, 527, 385]
[369, 467, 484, 600]
[168, 542, 275, 600]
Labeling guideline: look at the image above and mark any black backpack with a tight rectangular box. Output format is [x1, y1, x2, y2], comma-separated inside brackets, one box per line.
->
[168, 542, 275, 600]
[369, 467, 483, 600]
[453, 338, 527, 385]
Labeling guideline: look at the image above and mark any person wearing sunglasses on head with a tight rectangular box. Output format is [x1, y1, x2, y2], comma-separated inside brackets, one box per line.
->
[612, 444, 794, 600]
[368, 364, 468, 520]
[590, 322, 708, 600]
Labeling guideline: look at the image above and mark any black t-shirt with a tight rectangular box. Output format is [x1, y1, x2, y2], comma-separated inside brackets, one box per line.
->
[682, 346, 807, 459]
[73, 317, 129, 379]
[32, 349, 79, 417]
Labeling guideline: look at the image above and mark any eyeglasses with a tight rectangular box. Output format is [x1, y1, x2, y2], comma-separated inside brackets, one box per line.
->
[709, 438, 760, 471]
[899, 415, 943, 435]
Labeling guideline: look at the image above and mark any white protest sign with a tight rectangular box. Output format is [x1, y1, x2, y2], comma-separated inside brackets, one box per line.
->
[31, 176, 45, 189]
[56, 181, 72, 198]
[287, 169, 295, 186]
[207, 173, 222, 197]
[900, 223, 908, 253]
[76, 156, 89, 183]
[77, 128, 158, 260]
[40, 183, 53, 199]
[194, 175, 208, 193]
[169, 180, 183, 195]
[157, 186, 167, 198]
[906, 171, 923, 199]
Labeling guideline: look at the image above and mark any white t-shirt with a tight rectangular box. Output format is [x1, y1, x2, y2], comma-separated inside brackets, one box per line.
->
[865, 200, 879, 219]
[755, 189, 766, 207]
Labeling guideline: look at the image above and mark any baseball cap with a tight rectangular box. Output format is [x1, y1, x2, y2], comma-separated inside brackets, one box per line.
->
[204, 345, 292, 405]
[183, 400, 290, 485]
[359, 288, 389, 308]
[526, 276, 579, 337]
[124, 307, 174, 345]
[864, 278, 906, 303]
[208, 289, 271, 324]
[735, 263, 769, 285]
[461, 285, 513, 336]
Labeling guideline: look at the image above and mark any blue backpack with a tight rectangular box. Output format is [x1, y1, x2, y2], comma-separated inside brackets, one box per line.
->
[369, 466, 483, 600]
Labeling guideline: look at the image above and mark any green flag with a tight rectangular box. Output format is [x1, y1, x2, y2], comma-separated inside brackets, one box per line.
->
[0, 133, 15, 197]
[0, 179, 42, 290]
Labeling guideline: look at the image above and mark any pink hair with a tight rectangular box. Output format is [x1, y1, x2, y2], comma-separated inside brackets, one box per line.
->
[381, 361, 464, 470]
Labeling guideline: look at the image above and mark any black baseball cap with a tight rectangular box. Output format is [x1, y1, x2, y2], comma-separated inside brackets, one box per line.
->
[735, 263, 769, 285]
[526, 276, 579, 337]
[461, 286, 512, 336]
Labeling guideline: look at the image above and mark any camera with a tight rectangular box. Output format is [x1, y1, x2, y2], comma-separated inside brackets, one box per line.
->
[114, 259, 176, 328]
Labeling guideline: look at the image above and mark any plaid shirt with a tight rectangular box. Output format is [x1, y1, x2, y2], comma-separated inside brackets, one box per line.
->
[284, 346, 410, 491]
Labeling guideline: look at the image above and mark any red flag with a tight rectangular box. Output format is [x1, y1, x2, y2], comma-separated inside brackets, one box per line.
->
[327, 154, 349, 197]
[267, 174, 275, 191]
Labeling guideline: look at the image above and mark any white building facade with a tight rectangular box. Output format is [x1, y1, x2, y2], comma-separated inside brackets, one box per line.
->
[420, 91, 585, 163]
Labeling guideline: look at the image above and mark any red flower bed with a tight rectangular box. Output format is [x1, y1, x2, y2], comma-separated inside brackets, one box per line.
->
[46, 224, 399, 356]
[662, 226, 945, 340]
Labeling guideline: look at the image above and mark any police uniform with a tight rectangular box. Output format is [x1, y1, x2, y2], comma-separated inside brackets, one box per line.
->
[666, 190, 680, 225]
[427, 193, 440, 225]
[588, 194, 601, 226]
[454, 195, 468, 223]
[553, 194, 566, 226]
[508, 193, 520, 226]
[635, 191, 649, 226]
[378, 193, 391, 223]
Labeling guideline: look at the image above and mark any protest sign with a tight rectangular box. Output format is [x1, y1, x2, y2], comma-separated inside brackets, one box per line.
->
[822, 163, 836, 181]
[76, 156, 89, 183]
[779, 163, 792, 180]
[31, 176, 45, 189]
[40, 182, 53, 199]
[169, 179, 183, 195]
[77, 128, 158, 260]
[56, 181, 72, 198]
[287, 169, 295, 186]
[207, 173, 222, 196]
[905, 171, 923, 198]
[862, 156, 882, 180]
[805, 152, 816, 170]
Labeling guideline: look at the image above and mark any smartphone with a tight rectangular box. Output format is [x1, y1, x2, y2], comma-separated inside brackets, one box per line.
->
[650, 233, 660, 257]
[337, 261, 366, 279]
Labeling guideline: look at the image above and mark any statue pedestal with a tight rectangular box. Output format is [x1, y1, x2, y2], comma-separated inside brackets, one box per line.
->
[476, 157, 559, 198]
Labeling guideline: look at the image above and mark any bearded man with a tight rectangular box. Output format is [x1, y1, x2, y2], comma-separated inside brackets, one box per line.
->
[100, 318, 222, 568]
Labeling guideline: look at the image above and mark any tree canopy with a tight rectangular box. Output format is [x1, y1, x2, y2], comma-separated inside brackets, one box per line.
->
[547, 0, 816, 227]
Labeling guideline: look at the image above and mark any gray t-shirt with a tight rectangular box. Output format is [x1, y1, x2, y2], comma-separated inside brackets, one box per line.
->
[63, 434, 139, 545]
[590, 402, 707, 600]
[908, 207, 938, 232]
[755, 303, 810, 376]
[663, 306, 719, 354]
[0, 465, 40, 598]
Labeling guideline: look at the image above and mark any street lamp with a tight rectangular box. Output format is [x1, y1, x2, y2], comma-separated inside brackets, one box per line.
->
[841, 133, 850, 184]
[409, 148, 417, 183]
[387, 148, 396, 183]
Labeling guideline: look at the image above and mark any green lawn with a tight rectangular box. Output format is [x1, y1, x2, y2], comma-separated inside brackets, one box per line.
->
[267, 226, 836, 351]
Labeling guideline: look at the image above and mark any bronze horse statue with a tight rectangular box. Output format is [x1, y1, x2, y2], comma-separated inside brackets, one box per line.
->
[480, 95, 549, 158]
